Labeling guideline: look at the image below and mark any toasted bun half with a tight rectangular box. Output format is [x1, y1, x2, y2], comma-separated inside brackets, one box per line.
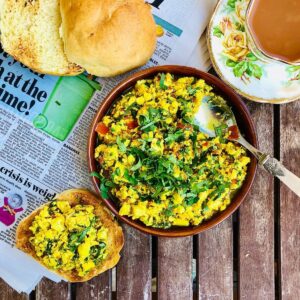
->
[16, 189, 124, 282]
[60, 0, 157, 77]
[0, 0, 83, 76]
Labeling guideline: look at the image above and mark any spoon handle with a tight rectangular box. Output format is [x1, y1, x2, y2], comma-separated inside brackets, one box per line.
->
[262, 156, 300, 197]
[236, 136, 300, 197]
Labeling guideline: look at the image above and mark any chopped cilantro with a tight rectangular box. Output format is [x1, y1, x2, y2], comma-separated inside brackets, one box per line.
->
[90, 171, 101, 179]
[214, 124, 228, 142]
[116, 136, 127, 152]
[187, 86, 199, 96]
[131, 159, 142, 171]
[100, 177, 115, 199]
[69, 218, 96, 252]
[124, 169, 138, 185]
[164, 208, 173, 217]
[159, 73, 168, 90]
[185, 196, 199, 206]
[165, 130, 184, 144]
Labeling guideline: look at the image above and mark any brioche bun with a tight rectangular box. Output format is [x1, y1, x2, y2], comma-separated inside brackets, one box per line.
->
[0, 0, 83, 76]
[60, 0, 157, 77]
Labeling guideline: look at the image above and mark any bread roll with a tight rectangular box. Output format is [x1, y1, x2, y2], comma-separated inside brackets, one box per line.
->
[0, 0, 83, 75]
[60, 0, 157, 77]
[16, 189, 124, 282]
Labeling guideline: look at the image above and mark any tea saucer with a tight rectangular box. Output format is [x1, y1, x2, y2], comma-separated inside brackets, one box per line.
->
[207, 0, 300, 103]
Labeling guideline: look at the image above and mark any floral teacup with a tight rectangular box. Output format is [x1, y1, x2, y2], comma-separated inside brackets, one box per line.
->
[208, 0, 300, 103]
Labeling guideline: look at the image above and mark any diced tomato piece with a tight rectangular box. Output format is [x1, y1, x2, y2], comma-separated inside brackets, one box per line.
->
[95, 122, 109, 135]
[228, 125, 239, 139]
[127, 120, 138, 130]
[177, 122, 193, 131]
[177, 122, 185, 129]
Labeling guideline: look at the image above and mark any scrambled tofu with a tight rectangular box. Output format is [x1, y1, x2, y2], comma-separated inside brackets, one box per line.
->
[29, 201, 108, 277]
[94, 73, 250, 228]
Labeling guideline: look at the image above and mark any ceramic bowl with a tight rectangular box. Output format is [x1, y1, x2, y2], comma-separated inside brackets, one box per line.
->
[88, 65, 257, 237]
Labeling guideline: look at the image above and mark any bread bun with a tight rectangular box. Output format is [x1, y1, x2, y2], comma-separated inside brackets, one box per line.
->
[60, 0, 157, 77]
[16, 189, 124, 282]
[0, 0, 83, 76]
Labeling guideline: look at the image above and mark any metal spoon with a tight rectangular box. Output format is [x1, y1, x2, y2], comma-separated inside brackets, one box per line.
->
[194, 96, 300, 197]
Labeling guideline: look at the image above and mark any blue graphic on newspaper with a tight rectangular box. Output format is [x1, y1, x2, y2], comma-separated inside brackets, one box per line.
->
[0, 49, 58, 121]
[153, 14, 183, 37]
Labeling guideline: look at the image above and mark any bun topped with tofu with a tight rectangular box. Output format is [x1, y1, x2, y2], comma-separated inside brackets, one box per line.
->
[16, 189, 124, 282]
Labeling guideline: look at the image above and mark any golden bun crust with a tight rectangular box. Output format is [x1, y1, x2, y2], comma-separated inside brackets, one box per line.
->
[60, 0, 157, 77]
[16, 189, 124, 282]
[12, 64, 83, 77]
[0, 0, 83, 76]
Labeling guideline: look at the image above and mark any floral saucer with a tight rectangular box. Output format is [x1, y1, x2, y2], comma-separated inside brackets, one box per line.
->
[207, 0, 300, 103]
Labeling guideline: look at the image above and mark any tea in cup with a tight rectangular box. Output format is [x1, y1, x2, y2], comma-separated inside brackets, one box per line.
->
[246, 0, 300, 65]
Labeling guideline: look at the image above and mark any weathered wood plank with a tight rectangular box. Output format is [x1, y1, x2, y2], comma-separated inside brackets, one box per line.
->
[239, 102, 275, 299]
[36, 279, 70, 300]
[157, 237, 193, 300]
[197, 217, 233, 300]
[76, 272, 111, 300]
[0, 279, 29, 300]
[116, 224, 152, 300]
[280, 101, 300, 300]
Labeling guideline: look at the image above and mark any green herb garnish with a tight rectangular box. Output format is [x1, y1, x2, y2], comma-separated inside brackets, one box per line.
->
[214, 124, 228, 142]
[116, 137, 127, 152]
[159, 73, 168, 90]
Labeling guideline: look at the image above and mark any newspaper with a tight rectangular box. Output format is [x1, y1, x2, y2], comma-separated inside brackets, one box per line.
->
[0, 0, 217, 293]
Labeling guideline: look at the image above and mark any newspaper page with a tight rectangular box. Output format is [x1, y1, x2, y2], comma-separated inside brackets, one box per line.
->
[0, 0, 214, 247]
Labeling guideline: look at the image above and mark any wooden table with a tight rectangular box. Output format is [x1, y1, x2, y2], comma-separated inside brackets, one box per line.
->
[1, 93, 299, 300]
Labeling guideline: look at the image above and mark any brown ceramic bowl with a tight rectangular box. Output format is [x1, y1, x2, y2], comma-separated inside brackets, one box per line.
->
[88, 65, 258, 237]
